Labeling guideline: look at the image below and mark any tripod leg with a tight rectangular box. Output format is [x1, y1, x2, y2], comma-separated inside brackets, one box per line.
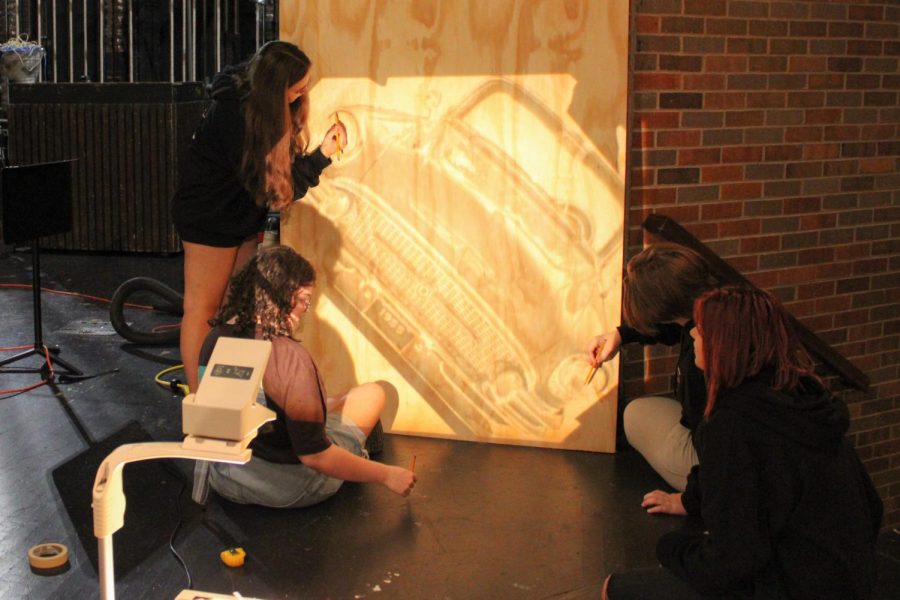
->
[0, 241, 51, 374]
[46, 352, 84, 376]
[8, 241, 85, 376]
[0, 347, 43, 370]
[0, 346, 84, 376]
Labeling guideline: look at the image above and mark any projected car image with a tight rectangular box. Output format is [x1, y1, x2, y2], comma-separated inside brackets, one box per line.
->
[292, 78, 623, 441]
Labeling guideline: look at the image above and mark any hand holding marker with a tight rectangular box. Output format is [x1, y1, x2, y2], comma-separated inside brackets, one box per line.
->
[332, 112, 343, 161]
[584, 339, 606, 386]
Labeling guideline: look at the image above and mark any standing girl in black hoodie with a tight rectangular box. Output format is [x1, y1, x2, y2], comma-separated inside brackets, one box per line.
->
[172, 40, 346, 393]
[603, 286, 882, 600]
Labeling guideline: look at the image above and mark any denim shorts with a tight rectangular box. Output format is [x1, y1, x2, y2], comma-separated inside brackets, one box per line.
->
[205, 412, 368, 508]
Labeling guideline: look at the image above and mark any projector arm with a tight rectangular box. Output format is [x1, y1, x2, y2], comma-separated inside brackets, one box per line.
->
[92, 437, 256, 538]
[93, 338, 275, 600]
[92, 434, 258, 600]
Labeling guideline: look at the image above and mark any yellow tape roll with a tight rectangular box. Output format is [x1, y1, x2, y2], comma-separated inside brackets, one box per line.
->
[28, 543, 69, 574]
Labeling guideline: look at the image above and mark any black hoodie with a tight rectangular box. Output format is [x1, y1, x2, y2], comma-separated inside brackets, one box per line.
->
[172, 65, 331, 247]
[618, 321, 707, 438]
[658, 372, 883, 600]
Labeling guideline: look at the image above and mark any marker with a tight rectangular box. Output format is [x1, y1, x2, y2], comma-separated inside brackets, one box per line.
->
[584, 339, 606, 386]
[332, 112, 343, 160]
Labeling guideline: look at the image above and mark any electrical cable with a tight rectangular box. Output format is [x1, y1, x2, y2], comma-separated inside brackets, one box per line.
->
[0, 282, 153, 309]
[57, 368, 120, 384]
[154, 364, 190, 396]
[2, 282, 179, 393]
[0, 344, 33, 351]
[0, 345, 53, 397]
[161, 461, 193, 590]
[0, 379, 50, 398]
[1, 343, 118, 388]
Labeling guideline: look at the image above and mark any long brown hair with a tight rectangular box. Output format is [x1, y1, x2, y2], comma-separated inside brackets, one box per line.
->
[693, 285, 816, 416]
[240, 41, 312, 210]
[622, 243, 716, 335]
[210, 246, 316, 340]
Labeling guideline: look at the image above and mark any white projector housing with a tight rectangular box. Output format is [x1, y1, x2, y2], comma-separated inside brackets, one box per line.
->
[182, 336, 276, 442]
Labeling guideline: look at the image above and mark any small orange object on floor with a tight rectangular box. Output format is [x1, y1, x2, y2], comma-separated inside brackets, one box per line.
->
[219, 547, 246, 568]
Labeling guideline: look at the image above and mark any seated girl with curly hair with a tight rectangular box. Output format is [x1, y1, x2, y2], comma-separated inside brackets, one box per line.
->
[194, 246, 416, 508]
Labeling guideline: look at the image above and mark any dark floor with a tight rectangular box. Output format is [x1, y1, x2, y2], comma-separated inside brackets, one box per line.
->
[0, 247, 898, 600]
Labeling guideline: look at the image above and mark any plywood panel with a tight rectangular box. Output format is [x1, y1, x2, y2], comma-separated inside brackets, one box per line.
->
[280, 0, 627, 452]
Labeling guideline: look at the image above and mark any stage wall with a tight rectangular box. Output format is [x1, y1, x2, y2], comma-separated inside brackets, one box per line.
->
[280, 0, 627, 452]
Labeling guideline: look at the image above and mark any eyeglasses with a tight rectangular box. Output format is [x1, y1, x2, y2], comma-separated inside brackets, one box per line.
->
[294, 292, 313, 311]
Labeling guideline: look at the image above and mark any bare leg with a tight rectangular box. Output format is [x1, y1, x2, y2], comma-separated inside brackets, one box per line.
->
[602, 575, 612, 600]
[180, 241, 241, 392]
[329, 381, 386, 437]
[233, 237, 258, 274]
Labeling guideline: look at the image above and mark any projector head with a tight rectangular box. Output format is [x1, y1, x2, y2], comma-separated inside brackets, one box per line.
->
[182, 337, 276, 442]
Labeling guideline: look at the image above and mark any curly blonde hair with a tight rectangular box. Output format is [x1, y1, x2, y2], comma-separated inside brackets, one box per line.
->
[210, 246, 316, 340]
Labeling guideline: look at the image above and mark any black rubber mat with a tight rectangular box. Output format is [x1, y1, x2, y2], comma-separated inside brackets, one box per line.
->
[51, 421, 197, 578]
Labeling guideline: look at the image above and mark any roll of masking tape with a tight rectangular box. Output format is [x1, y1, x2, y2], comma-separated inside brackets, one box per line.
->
[28, 543, 70, 575]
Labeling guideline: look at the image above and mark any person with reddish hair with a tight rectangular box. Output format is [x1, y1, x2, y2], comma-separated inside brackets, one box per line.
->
[603, 286, 882, 600]
[192, 247, 416, 508]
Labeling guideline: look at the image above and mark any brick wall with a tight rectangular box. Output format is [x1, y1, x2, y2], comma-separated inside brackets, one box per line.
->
[627, 0, 899, 529]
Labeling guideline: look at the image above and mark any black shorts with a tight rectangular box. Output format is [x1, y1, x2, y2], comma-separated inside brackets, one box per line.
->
[175, 221, 258, 248]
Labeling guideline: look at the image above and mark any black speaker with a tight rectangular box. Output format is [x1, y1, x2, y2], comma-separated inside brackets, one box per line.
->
[1, 159, 75, 244]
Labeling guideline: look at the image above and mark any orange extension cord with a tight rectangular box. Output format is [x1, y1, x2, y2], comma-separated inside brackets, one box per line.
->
[0, 344, 55, 397]
[0, 283, 155, 396]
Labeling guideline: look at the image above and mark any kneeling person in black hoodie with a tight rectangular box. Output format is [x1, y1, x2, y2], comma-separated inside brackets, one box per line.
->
[603, 285, 882, 600]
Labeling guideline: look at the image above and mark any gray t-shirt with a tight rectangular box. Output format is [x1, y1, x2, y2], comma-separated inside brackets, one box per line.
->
[200, 324, 332, 463]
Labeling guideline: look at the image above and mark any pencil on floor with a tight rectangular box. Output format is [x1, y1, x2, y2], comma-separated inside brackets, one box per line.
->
[410, 455, 417, 472]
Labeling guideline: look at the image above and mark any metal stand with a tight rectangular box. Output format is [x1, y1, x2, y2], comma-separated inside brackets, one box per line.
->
[0, 238, 82, 375]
